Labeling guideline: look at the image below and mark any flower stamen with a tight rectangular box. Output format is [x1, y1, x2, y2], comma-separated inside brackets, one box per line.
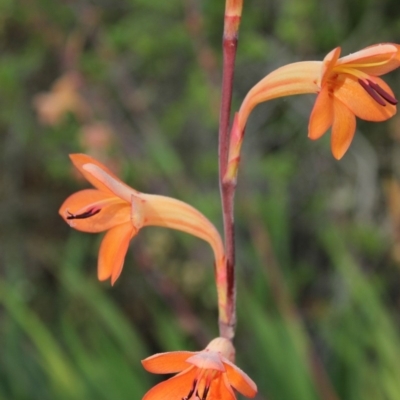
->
[201, 385, 210, 400]
[358, 79, 398, 106]
[183, 380, 198, 400]
[367, 79, 398, 105]
[66, 207, 101, 220]
[182, 373, 213, 400]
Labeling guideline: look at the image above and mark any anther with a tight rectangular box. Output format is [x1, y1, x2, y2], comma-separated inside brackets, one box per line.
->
[358, 79, 398, 106]
[182, 380, 197, 400]
[201, 386, 210, 400]
[67, 208, 101, 220]
[367, 79, 398, 105]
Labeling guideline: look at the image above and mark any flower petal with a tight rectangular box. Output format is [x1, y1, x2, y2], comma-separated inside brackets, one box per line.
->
[98, 222, 137, 283]
[59, 189, 130, 232]
[336, 44, 400, 76]
[142, 351, 195, 374]
[69, 154, 137, 198]
[139, 193, 227, 320]
[308, 86, 334, 140]
[83, 163, 138, 203]
[142, 367, 196, 400]
[223, 360, 257, 398]
[334, 75, 396, 121]
[331, 99, 356, 160]
[140, 194, 225, 268]
[321, 47, 341, 86]
[238, 61, 321, 131]
[208, 374, 237, 400]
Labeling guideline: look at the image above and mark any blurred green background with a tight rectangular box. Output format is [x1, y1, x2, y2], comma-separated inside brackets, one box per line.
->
[2, 0, 400, 399]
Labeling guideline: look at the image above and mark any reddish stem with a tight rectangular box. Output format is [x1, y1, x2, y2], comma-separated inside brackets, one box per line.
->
[218, 0, 242, 340]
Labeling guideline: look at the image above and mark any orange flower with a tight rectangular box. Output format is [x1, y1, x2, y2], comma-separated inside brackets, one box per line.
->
[236, 43, 400, 160]
[59, 154, 225, 285]
[142, 337, 257, 400]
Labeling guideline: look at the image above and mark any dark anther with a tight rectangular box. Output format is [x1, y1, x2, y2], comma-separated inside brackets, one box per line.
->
[358, 79, 398, 106]
[201, 386, 210, 400]
[358, 79, 386, 106]
[67, 208, 101, 220]
[367, 79, 398, 105]
[182, 380, 197, 400]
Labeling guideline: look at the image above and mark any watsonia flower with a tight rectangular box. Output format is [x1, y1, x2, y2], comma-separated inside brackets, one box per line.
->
[142, 337, 257, 400]
[59, 154, 225, 286]
[226, 43, 400, 179]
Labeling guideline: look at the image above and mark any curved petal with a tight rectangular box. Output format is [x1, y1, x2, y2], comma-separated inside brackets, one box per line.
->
[321, 47, 341, 86]
[238, 61, 321, 131]
[142, 351, 195, 374]
[59, 189, 130, 232]
[69, 154, 138, 198]
[83, 163, 138, 203]
[143, 367, 196, 400]
[208, 374, 236, 400]
[140, 194, 225, 269]
[334, 75, 396, 121]
[139, 193, 227, 319]
[336, 44, 400, 76]
[308, 86, 334, 140]
[331, 99, 356, 160]
[223, 360, 257, 398]
[97, 222, 137, 284]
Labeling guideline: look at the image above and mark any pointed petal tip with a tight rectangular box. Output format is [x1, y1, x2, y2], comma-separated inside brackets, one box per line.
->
[98, 264, 120, 285]
[307, 132, 317, 141]
[331, 131, 351, 160]
[330, 99, 356, 160]
[308, 87, 334, 140]
[97, 222, 133, 285]
[323, 46, 342, 63]
[97, 268, 111, 282]
[111, 268, 122, 285]
[223, 360, 257, 398]
[332, 149, 345, 160]
[69, 153, 91, 163]
[97, 267, 117, 285]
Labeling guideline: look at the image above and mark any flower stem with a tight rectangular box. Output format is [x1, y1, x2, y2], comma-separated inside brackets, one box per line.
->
[218, 0, 242, 340]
